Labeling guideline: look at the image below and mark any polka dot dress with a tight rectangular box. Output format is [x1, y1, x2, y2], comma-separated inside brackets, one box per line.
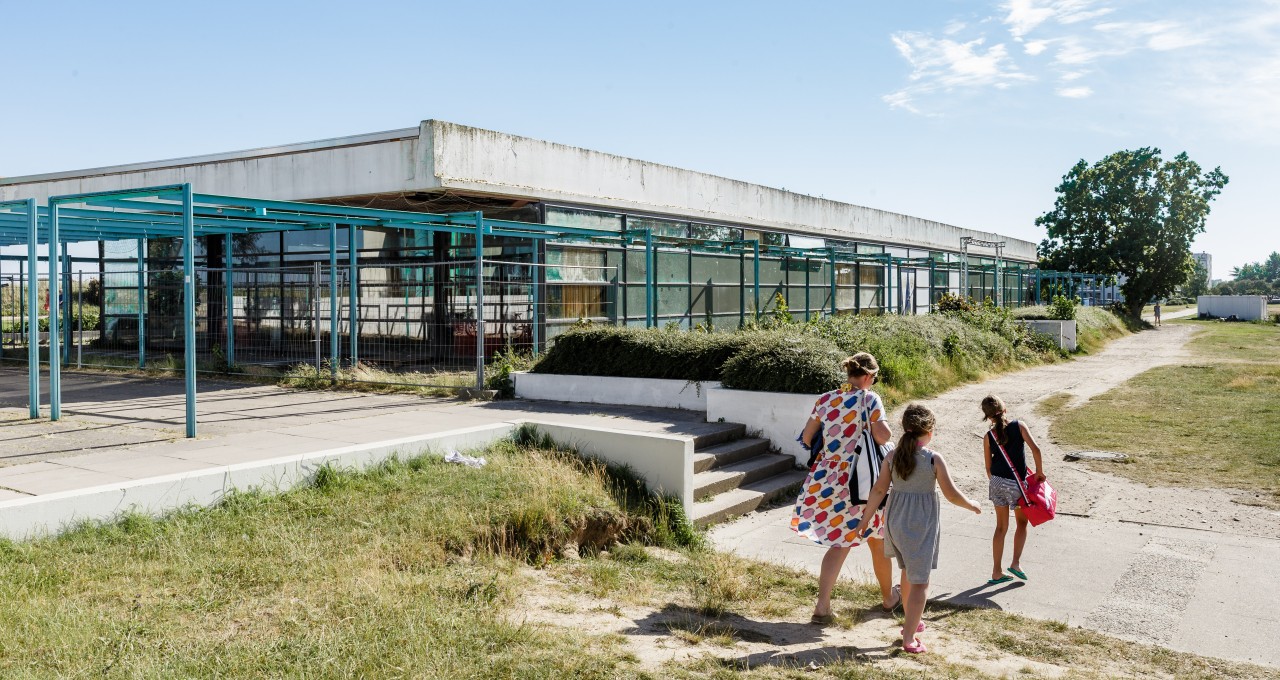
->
[790, 387, 886, 548]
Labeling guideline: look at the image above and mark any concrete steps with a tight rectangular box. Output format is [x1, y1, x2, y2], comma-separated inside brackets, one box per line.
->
[688, 428, 804, 528]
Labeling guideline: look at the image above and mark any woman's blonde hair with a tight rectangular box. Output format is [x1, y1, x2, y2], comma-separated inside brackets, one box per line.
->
[840, 352, 879, 380]
[981, 395, 1008, 445]
[893, 403, 936, 480]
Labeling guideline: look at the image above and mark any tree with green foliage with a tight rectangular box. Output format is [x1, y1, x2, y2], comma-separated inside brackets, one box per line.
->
[1184, 260, 1210, 299]
[1036, 148, 1228, 319]
[1230, 252, 1280, 281]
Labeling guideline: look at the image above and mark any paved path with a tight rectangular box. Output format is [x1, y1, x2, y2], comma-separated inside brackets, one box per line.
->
[710, 323, 1280, 669]
[0, 367, 725, 498]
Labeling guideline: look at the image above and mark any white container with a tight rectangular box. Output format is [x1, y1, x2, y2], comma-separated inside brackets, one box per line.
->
[1197, 295, 1267, 321]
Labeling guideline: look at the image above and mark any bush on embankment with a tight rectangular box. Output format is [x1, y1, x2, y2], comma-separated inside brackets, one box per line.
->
[532, 302, 1128, 401]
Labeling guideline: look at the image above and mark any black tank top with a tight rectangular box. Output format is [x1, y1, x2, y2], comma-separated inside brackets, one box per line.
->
[989, 420, 1027, 480]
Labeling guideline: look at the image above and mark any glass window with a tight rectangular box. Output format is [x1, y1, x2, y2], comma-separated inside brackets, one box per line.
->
[690, 224, 741, 242]
[656, 251, 689, 284]
[630, 217, 688, 239]
[788, 234, 826, 250]
[544, 206, 623, 232]
[546, 247, 609, 283]
[692, 253, 741, 284]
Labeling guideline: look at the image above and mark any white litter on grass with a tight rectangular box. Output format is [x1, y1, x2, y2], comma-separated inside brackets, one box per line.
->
[444, 450, 487, 468]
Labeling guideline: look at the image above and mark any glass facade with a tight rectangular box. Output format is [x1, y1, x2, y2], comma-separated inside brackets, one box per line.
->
[93, 200, 1035, 365]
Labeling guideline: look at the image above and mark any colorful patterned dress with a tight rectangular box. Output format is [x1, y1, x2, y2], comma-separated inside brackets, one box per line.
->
[790, 386, 887, 548]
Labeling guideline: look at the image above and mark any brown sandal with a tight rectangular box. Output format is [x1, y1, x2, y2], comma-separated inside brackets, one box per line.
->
[881, 585, 902, 613]
[810, 613, 835, 625]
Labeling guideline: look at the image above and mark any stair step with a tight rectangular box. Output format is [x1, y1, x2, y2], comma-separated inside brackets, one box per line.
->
[692, 437, 771, 473]
[693, 453, 796, 500]
[692, 470, 808, 527]
[690, 422, 746, 450]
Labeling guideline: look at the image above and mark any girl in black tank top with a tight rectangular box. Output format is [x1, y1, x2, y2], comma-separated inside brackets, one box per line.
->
[980, 395, 1047, 584]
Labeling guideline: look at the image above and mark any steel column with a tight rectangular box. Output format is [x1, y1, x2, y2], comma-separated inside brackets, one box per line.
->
[531, 240, 541, 353]
[474, 212, 485, 390]
[738, 248, 746, 327]
[225, 234, 235, 367]
[348, 225, 359, 367]
[828, 249, 837, 316]
[329, 224, 338, 378]
[752, 240, 760, 318]
[24, 199, 38, 419]
[182, 184, 197, 438]
[138, 238, 147, 368]
[48, 204, 61, 421]
[61, 242, 71, 365]
[644, 229, 654, 327]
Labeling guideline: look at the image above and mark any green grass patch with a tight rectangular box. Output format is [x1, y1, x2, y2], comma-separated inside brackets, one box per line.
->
[0, 437, 689, 678]
[1184, 319, 1280, 363]
[1053, 320, 1280, 505]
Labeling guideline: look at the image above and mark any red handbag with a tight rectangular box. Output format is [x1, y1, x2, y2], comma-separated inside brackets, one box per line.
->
[991, 432, 1057, 526]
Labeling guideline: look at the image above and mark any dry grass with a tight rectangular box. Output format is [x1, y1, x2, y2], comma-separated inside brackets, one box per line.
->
[1052, 320, 1280, 505]
[0, 434, 1270, 678]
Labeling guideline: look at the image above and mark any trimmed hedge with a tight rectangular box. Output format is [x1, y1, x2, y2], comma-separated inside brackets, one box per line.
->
[719, 333, 845, 394]
[531, 326, 751, 381]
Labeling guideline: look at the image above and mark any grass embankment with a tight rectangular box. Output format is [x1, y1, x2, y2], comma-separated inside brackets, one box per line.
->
[535, 305, 1131, 409]
[0, 434, 1270, 678]
[1048, 320, 1280, 506]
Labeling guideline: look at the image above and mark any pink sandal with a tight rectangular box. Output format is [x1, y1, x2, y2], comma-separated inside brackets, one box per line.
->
[899, 622, 926, 635]
[902, 638, 927, 654]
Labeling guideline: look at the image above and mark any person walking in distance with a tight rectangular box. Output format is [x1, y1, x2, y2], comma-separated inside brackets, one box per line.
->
[981, 394, 1046, 584]
[852, 404, 982, 654]
[1153, 301, 1162, 327]
[794, 353, 900, 624]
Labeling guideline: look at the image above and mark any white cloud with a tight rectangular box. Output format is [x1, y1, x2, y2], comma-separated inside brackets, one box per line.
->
[1024, 39, 1050, 55]
[1056, 86, 1093, 98]
[884, 32, 1033, 111]
[944, 20, 967, 35]
[1002, 0, 1112, 38]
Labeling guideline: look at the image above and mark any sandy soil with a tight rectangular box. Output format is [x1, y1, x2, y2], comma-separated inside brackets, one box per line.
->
[511, 549, 1132, 678]
[889, 322, 1280, 540]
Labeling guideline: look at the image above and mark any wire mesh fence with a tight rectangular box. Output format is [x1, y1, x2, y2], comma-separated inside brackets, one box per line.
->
[2, 260, 620, 391]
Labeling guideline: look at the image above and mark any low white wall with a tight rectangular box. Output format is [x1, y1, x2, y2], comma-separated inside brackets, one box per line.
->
[1197, 295, 1267, 321]
[513, 372, 717, 411]
[1020, 319, 1077, 351]
[520, 420, 694, 509]
[0, 423, 517, 541]
[706, 386, 818, 467]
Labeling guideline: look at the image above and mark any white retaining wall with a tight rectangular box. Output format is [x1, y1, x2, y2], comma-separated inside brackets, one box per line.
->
[521, 420, 694, 508]
[513, 372, 716, 411]
[705, 386, 819, 467]
[1019, 319, 1077, 351]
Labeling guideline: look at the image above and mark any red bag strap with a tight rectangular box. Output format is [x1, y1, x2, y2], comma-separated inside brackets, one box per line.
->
[989, 430, 1031, 505]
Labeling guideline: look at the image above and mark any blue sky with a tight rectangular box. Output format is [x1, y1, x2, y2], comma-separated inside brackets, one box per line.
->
[1, 0, 1275, 279]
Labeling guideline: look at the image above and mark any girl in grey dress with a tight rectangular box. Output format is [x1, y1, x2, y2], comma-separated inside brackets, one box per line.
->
[852, 404, 982, 654]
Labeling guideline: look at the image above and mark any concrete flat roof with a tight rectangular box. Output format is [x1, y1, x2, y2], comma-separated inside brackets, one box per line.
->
[0, 120, 1037, 260]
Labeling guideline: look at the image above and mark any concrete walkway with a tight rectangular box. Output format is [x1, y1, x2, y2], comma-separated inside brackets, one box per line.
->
[710, 321, 1280, 670]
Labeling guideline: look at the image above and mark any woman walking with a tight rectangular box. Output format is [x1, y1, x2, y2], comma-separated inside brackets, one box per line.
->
[852, 404, 982, 654]
[794, 352, 899, 624]
[981, 394, 1046, 584]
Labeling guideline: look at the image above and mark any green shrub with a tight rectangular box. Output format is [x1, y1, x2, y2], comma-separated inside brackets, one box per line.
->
[1048, 294, 1078, 321]
[719, 332, 845, 394]
[532, 326, 750, 381]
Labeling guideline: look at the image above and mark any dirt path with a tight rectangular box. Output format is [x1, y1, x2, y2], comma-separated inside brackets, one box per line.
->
[892, 322, 1280, 540]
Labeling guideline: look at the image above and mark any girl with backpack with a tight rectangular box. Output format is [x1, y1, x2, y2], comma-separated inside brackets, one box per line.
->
[981, 394, 1046, 585]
